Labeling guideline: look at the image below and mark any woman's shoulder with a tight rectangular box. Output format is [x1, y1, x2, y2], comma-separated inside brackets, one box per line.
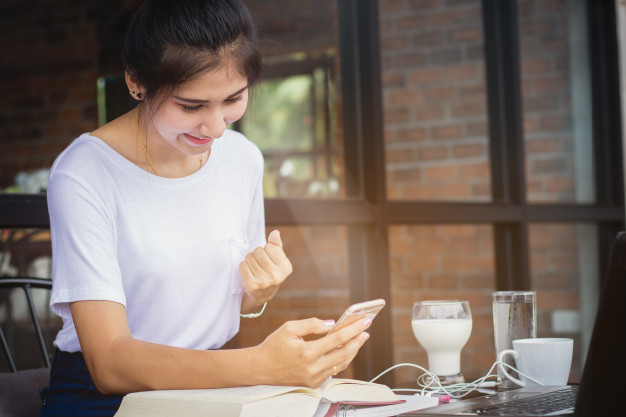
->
[51, 133, 113, 172]
[47, 134, 117, 206]
[52, 134, 102, 167]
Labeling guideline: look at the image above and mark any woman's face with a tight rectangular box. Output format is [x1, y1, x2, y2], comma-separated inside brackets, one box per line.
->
[149, 63, 249, 157]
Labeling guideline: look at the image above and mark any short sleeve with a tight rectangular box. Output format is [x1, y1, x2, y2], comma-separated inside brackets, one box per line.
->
[48, 155, 126, 318]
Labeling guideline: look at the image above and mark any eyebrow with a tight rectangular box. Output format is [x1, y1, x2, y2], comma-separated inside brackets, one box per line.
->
[173, 86, 248, 104]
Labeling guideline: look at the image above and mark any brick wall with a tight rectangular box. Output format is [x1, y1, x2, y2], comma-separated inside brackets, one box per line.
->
[380, 0, 584, 382]
[380, 0, 490, 203]
[519, 0, 578, 203]
[0, 0, 100, 189]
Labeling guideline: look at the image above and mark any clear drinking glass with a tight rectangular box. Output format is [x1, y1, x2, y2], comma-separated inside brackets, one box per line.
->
[412, 300, 472, 385]
[492, 291, 537, 389]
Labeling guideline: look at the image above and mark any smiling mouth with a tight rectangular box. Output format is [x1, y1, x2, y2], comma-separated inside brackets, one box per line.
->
[188, 134, 210, 140]
[184, 133, 213, 144]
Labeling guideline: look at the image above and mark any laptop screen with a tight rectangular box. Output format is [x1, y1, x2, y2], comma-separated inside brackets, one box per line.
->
[575, 231, 626, 416]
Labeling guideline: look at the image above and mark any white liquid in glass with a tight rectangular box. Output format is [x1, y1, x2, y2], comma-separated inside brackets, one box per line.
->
[411, 318, 472, 376]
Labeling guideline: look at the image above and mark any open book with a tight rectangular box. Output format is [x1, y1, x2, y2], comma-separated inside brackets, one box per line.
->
[114, 378, 428, 417]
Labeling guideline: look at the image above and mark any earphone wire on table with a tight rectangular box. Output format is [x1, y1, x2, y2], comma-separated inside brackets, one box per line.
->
[368, 361, 545, 399]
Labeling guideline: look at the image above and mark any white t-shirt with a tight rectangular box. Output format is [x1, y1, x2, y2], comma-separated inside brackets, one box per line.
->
[48, 130, 266, 353]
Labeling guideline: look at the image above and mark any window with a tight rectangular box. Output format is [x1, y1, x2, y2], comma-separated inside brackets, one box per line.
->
[1, 0, 623, 386]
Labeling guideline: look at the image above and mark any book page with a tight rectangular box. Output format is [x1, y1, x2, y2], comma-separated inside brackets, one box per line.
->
[321, 378, 399, 403]
[124, 384, 319, 402]
[115, 385, 323, 417]
[242, 392, 322, 417]
[115, 380, 401, 417]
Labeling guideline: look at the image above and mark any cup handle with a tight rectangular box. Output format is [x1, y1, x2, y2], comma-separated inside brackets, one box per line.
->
[497, 349, 525, 387]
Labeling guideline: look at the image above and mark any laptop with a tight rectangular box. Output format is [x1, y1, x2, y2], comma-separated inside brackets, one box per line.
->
[400, 231, 626, 416]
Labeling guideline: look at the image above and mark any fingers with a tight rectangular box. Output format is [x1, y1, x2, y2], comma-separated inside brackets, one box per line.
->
[325, 331, 370, 377]
[239, 230, 293, 303]
[281, 317, 337, 338]
[318, 323, 371, 380]
[243, 230, 291, 277]
[244, 246, 288, 277]
[267, 229, 282, 247]
[306, 317, 372, 378]
[325, 317, 372, 345]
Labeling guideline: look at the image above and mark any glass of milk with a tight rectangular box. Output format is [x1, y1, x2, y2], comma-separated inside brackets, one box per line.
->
[412, 300, 472, 385]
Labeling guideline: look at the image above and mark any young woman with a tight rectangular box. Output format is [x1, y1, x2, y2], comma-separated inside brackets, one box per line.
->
[40, 1, 371, 415]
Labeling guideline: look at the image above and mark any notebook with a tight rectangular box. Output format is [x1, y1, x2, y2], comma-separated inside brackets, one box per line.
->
[400, 231, 626, 416]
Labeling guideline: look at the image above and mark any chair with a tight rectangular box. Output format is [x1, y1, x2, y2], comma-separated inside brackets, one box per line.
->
[0, 277, 57, 417]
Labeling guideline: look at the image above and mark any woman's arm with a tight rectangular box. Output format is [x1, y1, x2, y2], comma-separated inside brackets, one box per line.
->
[71, 300, 370, 395]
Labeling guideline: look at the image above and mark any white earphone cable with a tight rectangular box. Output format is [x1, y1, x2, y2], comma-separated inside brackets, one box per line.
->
[368, 361, 546, 399]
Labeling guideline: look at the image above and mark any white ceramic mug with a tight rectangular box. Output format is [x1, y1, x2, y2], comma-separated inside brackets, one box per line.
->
[497, 338, 573, 387]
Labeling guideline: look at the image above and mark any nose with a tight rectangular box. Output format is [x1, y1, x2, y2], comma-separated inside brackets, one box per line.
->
[199, 111, 227, 139]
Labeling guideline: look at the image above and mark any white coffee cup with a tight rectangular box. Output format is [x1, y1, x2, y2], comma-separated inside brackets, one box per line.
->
[497, 338, 573, 387]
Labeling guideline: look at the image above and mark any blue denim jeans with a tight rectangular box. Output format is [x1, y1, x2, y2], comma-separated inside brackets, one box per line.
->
[39, 350, 123, 417]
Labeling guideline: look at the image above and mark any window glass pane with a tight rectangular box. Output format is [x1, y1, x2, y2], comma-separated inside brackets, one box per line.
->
[380, 0, 492, 202]
[528, 223, 598, 382]
[519, 0, 595, 203]
[389, 225, 494, 383]
[240, 1, 344, 199]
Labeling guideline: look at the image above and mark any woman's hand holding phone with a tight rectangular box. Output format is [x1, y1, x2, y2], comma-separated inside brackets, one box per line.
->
[253, 299, 384, 388]
[256, 315, 372, 388]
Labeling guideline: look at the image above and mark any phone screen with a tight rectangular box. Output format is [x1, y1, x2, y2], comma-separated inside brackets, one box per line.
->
[328, 299, 386, 334]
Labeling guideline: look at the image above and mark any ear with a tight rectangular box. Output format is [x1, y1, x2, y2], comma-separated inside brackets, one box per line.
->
[125, 71, 144, 100]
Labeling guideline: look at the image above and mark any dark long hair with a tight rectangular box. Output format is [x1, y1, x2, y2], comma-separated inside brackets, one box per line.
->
[112, 0, 261, 102]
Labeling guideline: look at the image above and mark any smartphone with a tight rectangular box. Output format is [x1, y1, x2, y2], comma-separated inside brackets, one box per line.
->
[328, 298, 386, 334]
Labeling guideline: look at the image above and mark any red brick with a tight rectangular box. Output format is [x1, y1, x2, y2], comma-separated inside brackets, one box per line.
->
[418, 145, 448, 161]
[386, 146, 416, 164]
[453, 143, 485, 158]
[389, 90, 420, 107]
[384, 108, 411, 124]
[521, 57, 551, 74]
[395, 127, 427, 142]
[396, 52, 427, 68]
[525, 138, 561, 154]
[423, 165, 457, 181]
[458, 162, 489, 178]
[541, 115, 570, 130]
[451, 102, 485, 118]
[545, 177, 575, 195]
[381, 36, 408, 51]
[408, 68, 442, 85]
[389, 168, 421, 184]
[450, 28, 481, 42]
[397, 16, 427, 31]
[382, 72, 407, 88]
[432, 125, 463, 140]
[379, 0, 409, 14]
[423, 86, 457, 101]
[414, 105, 446, 122]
